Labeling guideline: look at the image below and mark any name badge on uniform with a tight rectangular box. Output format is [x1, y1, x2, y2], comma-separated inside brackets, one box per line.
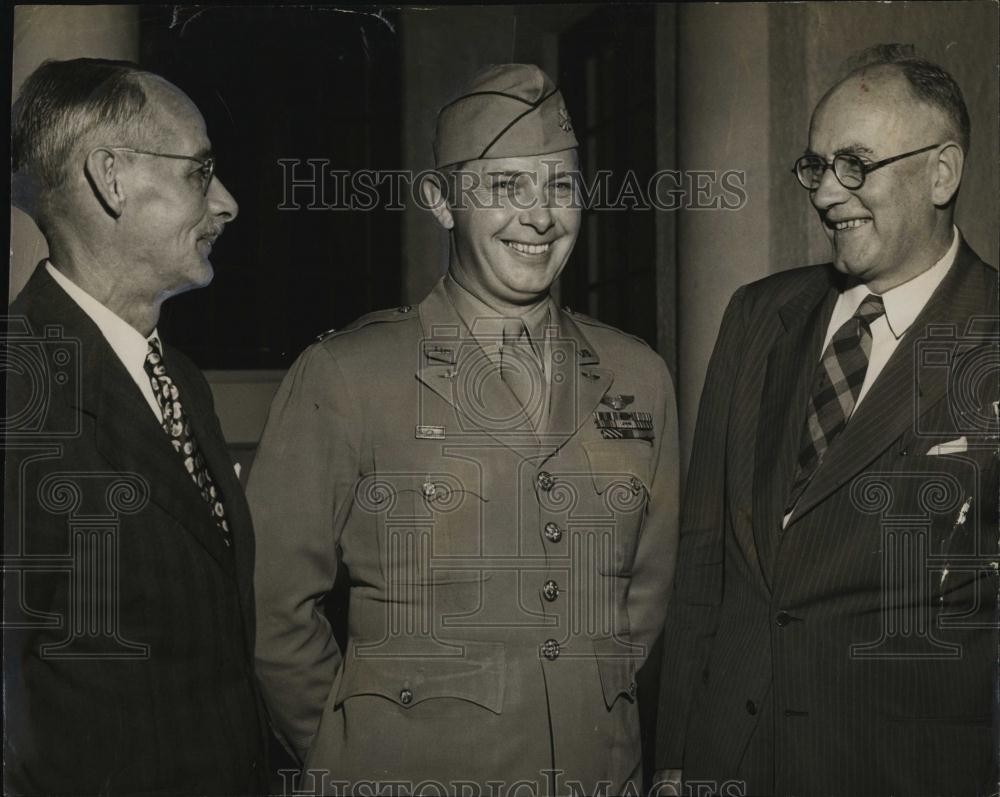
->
[593, 410, 654, 441]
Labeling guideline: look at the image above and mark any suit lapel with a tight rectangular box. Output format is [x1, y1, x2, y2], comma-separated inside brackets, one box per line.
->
[90, 348, 238, 578]
[22, 265, 238, 579]
[787, 241, 992, 526]
[752, 271, 839, 583]
[166, 354, 255, 642]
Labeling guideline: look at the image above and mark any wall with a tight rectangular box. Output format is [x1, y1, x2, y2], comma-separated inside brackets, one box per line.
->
[9, 5, 139, 301]
[399, 5, 591, 304]
[767, 1, 1000, 271]
[674, 1, 999, 472]
[674, 4, 774, 468]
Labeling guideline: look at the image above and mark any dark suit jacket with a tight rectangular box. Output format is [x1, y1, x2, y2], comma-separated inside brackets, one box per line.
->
[656, 240, 998, 796]
[3, 265, 267, 795]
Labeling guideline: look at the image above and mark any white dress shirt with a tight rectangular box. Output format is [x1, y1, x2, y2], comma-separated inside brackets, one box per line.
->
[783, 227, 959, 527]
[46, 261, 164, 423]
[822, 226, 959, 413]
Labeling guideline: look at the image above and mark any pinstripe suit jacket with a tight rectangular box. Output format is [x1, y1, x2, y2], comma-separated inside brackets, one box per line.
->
[3, 265, 267, 795]
[656, 240, 998, 796]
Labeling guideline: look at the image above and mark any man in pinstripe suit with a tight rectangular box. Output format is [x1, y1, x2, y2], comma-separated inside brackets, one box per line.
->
[656, 45, 997, 796]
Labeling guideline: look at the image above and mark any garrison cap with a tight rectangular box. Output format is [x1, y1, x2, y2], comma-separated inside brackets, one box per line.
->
[433, 63, 578, 169]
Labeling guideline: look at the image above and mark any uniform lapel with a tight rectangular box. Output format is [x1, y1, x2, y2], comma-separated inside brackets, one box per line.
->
[752, 271, 839, 582]
[413, 283, 615, 460]
[415, 281, 540, 452]
[540, 309, 614, 461]
[787, 241, 992, 526]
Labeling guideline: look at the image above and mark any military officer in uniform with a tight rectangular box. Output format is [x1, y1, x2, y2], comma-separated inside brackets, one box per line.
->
[249, 63, 679, 795]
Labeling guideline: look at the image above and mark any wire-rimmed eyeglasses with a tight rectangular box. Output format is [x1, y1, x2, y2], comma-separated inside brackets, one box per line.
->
[110, 147, 216, 195]
[792, 143, 940, 191]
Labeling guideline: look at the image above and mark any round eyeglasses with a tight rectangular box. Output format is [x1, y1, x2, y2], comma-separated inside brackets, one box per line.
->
[792, 143, 940, 191]
[110, 146, 216, 195]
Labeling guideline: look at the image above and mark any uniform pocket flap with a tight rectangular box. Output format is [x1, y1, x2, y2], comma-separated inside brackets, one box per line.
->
[593, 637, 639, 710]
[582, 440, 653, 496]
[336, 640, 506, 714]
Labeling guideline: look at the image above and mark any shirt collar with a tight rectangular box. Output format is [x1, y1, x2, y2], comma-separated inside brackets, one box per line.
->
[443, 272, 554, 343]
[839, 225, 959, 339]
[45, 261, 161, 368]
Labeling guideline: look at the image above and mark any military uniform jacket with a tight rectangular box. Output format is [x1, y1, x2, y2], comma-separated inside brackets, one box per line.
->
[250, 277, 679, 795]
[655, 240, 998, 796]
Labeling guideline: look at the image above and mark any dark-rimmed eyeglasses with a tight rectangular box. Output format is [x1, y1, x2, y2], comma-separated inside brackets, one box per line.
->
[792, 143, 940, 191]
[110, 147, 216, 195]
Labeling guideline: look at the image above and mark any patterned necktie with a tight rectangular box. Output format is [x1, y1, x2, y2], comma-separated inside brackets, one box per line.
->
[144, 339, 231, 546]
[786, 294, 886, 513]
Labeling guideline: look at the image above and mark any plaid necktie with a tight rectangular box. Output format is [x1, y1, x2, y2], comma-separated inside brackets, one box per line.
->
[786, 294, 886, 513]
[144, 339, 231, 547]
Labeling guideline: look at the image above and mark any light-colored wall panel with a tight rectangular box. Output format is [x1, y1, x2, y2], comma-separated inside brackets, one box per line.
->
[10, 5, 140, 301]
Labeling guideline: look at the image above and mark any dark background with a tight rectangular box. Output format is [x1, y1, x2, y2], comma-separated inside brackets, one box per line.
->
[144, 6, 404, 368]
[142, 5, 662, 370]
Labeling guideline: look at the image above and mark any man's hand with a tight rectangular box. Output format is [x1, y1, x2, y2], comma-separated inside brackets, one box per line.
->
[649, 769, 683, 795]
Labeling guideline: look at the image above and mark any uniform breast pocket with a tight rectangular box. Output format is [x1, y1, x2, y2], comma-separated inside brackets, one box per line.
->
[580, 440, 653, 576]
[359, 443, 489, 588]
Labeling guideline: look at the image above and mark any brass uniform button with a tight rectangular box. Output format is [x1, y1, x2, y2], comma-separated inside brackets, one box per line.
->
[541, 639, 561, 660]
[542, 580, 560, 601]
[543, 522, 562, 543]
[400, 688, 413, 705]
[537, 471, 554, 491]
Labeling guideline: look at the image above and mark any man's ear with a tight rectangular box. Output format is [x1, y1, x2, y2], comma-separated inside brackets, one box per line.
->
[84, 147, 127, 218]
[419, 173, 454, 230]
[930, 142, 964, 207]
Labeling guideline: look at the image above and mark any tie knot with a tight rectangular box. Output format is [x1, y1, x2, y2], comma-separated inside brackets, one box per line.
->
[144, 338, 165, 376]
[501, 317, 528, 344]
[853, 294, 885, 325]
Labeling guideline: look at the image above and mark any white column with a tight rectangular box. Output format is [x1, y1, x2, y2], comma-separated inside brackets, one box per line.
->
[10, 5, 139, 300]
[675, 4, 772, 469]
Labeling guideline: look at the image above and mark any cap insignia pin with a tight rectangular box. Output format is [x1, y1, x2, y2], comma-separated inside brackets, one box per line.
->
[558, 106, 573, 132]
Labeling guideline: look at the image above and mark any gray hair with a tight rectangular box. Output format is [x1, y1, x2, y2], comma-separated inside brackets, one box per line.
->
[11, 58, 159, 220]
[844, 44, 971, 154]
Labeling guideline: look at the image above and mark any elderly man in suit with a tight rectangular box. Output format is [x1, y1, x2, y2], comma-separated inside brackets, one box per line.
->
[4, 58, 266, 794]
[250, 63, 679, 795]
[655, 45, 997, 796]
